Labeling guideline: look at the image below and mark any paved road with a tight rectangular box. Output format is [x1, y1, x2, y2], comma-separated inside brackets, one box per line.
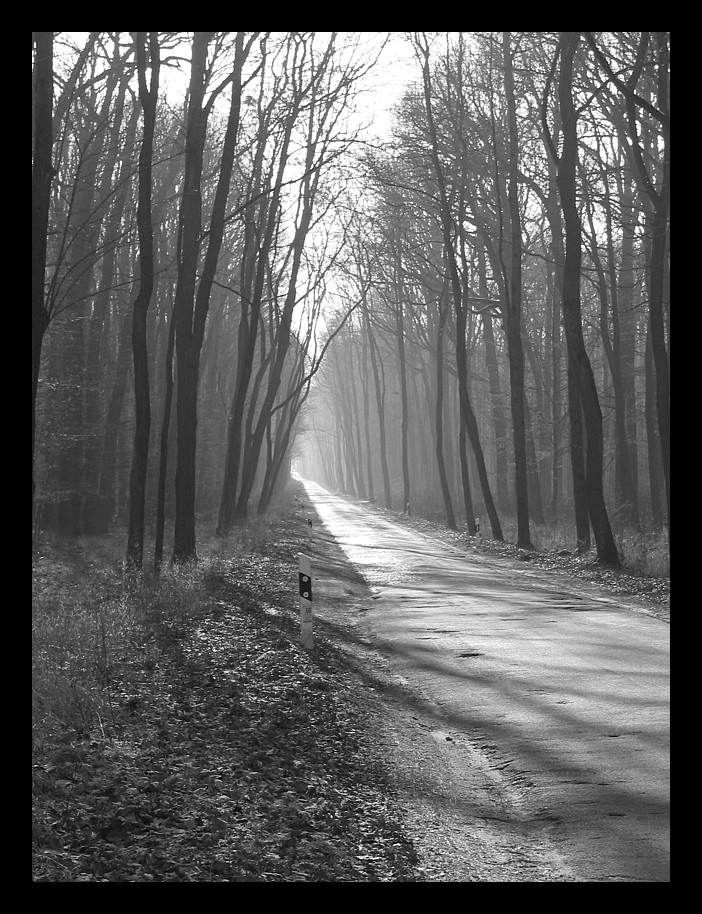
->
[301, 479, 670, 882]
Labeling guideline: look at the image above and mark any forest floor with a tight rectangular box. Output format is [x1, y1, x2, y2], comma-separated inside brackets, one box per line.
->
[32, 482, 669, 882]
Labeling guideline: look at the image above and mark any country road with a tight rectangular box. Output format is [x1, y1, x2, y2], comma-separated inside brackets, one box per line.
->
[300, 478, 670, 883]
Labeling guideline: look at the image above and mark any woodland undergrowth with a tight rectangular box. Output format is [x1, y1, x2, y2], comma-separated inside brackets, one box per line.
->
[32, 484, 418, 882]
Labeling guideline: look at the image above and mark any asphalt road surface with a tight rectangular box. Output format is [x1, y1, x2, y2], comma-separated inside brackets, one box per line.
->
[301, 478, 670, 883]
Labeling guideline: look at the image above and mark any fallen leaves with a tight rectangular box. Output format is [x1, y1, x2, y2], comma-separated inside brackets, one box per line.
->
[32, 485, 418, 882]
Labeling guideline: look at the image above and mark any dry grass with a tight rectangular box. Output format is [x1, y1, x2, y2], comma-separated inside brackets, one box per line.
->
[31, 498, 292, 747]
[32, 550, 132, 741]
[526, 520, 669, 577]
[32, 534, 221, 744]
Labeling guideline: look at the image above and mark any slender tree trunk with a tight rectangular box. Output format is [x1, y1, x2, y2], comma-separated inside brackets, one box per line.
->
[587, 31, 669, 531]
[97, 313, 132, 520]
[645, 321, 665, 526]
[32, 32, 53, 520]
[586, 181, 640, 529]
[172, 33, 213, 562]
[174, 31, 248, 558]
[544, 176, 588, 541]
[526, 404, 546, 525]
[364, 304, 392, 509]
[502, 32, 532, 548]
[556, 32, 618, 565]
[334, 415, 346, 492]
[348, 339, 367, 499]
[126, 32, 160, 569]
[258, 377, 309, 515]
[360, 321, 375, 504]
[417, 37, 503, 540]
[83, 98, 139, 534]
[154, 308, 176, 572]
[218, 98, 295, 534]
[478, 255, 510, 514]
[55, 69, 121, 534]
[394, 236, 411, 513]
[617, 177, 641, 520]
[643, 37, 671, 528]
[233, 200, 313, 521]
[458, 406, 476, 533]
[435, 280, 456, 529]
[549, 271, 563, 523]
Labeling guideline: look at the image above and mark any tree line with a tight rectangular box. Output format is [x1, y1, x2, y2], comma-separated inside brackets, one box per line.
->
[32, 32, 670, 571]
[32, 31, 376, 568]
[296, 32, 669, 566]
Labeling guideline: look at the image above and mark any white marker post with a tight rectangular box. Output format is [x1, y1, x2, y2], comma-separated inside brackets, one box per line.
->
[298, 553, 314, 650]
[474, 517, 484, 547]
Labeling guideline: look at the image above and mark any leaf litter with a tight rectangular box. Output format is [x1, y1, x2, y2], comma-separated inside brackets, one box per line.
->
[32, 486, 418, 882]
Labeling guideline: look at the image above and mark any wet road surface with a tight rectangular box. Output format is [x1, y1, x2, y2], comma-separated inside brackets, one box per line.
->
[301, 479, 670, 882]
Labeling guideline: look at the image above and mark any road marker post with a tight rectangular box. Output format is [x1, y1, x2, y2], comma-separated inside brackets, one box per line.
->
[475, 517, 484, 547]
[307, 516, 313, 546]
[298, 553, 314, 650]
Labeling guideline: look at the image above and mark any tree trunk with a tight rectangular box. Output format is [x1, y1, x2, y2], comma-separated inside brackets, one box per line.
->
[348, 339, 367, 499]
[172, 34, 211, 562]
[586, 177, 640, 529]
[364, 303, 392, 509]
[502, 31, 532, 548]
[645, 321, 665, 526]
[616, 176, 641, 522]
[154, 308, 176, 572]
[435, 280, 456, 529]
[478, 256, 510, 514]
[126, 32, 159, 570]
[548, 269, 564, 523]
[417, 37, 503, 540]
[556, 32, 618, 565]
[360, 321, 375, 504]
[394, 236, 411, 514]
[218, 97, 295, 534]
[174, 31, 248, 558]
[586, 31, 669, 532]
[458, 406, 476, 532]
[32, 32, 53, 519]
[83, 97, 139, 534]
[97, 314, 132, 528]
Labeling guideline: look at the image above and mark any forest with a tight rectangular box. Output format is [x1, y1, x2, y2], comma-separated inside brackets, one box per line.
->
[32, 32, 670, 572]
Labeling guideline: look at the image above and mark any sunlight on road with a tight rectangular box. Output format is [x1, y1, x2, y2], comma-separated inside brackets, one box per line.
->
[298, 475, 671, 883]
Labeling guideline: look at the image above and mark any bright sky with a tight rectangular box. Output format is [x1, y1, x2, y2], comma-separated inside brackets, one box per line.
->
[352, 32, 418, 139]
[59, 31, 417, 142]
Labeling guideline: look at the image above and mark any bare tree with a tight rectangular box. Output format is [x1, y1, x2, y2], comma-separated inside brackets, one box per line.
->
[500, 32, 533, 548]
[126, 32, 160, 570]
[584, 31, 670, 532]
[414, 33, 503, 540]
[172, 32, 253, 562]
[32, 32, 54, 518]
[551, 32, 618, 565]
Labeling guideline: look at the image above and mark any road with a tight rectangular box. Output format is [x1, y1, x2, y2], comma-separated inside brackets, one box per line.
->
[300, 478, 670, 883]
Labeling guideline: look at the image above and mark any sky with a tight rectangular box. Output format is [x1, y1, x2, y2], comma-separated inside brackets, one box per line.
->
[352, 32, 418, 138]
[59, 31, 418, 142]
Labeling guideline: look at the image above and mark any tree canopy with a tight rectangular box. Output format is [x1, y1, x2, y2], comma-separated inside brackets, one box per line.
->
[32, 32, 670, 569]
